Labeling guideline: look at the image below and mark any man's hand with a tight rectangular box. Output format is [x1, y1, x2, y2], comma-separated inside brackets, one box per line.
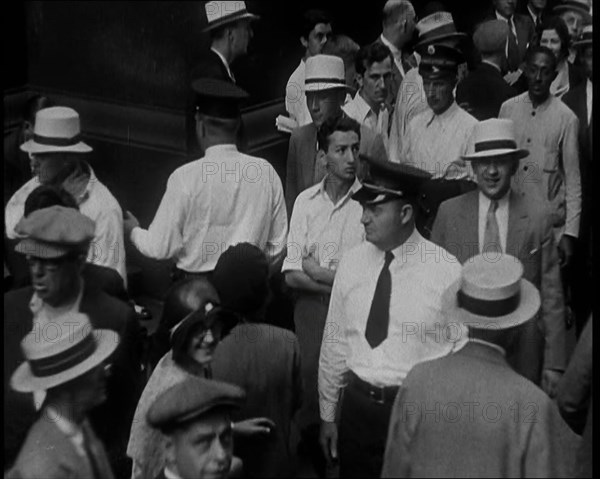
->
[319, 420, 338, 465]
[233, 417, 275, 437]
[558, 235, 576, 268]
[541, 369, 563, 398]
[302, 244, 320, 279]
[503, 70, 522, 86]
[123, 210, 140, 239]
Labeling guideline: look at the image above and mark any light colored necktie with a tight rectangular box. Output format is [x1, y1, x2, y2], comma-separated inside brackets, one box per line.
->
[483, 200, 502, 254]
[377, 106, 390, 140]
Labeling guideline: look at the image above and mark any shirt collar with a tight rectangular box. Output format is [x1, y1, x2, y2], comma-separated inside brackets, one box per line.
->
[211, 47, 234, 80]
[482, 59, 501, 73]
[528, 92, 553, 113]
[352, 92, 377, 123]
[46, 406, 83, 437]
[479, 190, 510, 212]
[388, 227, 423, 263]
[495, 10, 514, 24]
[427, 101, 459, 126]
[30, 280, 85, 321]
[468, 338, 507, 356]
[204, 144, 239, 157]
[309, 175, 361, 203]
[527, 4, 539, 22]
[164, 467, 184, 479]
[379, 33, 401, 58]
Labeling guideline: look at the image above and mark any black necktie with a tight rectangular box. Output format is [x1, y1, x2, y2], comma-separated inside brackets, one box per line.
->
[365, 251, 394, 348]
[507, 19, 520, 72]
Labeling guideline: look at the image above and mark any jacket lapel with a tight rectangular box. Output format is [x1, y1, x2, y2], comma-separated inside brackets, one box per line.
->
[460, 191, 480, 258]
[506, 190, 529, 257]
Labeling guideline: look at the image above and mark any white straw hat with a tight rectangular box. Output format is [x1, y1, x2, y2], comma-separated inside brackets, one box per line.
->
[304, 55, 352, 92]
[203, 1, 259, 32]
[462, 119, 529, 161]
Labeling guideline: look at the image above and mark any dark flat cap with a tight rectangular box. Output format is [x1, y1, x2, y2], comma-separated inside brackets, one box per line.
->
[418, 44, 464, 79]
[353, 155, 432, 205]
[15, 205, 94, 258]
[474, 20, 509, 54]
[147, 377, 246, 432]
[191, 78, 249, 119]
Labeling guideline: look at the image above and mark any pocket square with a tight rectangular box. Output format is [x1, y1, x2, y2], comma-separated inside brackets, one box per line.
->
[529, 247, 539, 255]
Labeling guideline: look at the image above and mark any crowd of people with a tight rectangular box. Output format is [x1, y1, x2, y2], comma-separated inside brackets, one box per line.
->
[3, 0, 593, 478]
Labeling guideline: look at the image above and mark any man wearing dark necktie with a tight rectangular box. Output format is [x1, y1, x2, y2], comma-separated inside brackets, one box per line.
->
[319, 154, 464, 478]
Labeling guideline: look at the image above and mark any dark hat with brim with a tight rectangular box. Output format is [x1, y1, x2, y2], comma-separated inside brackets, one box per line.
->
[202, 1, 260, 32]
[191, 78, 249, 119]
[414, 11, 468, 51]
[553, 0, 592, 21]
[147, 377, 246, 432]
[352, 154, 432, 205]
[418, 44, 464, 79]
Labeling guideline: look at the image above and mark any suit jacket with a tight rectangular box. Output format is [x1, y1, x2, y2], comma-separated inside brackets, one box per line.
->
[190, 49, 234, 83]
[485, 12, 534, 73]
[563, 82, 592, 241]
[456, 62, 517, 120]
[3, 284, 143, 473]
[211, 323, 303, 478]
[381, 342, 580, 478]
[430, 190, 567, 382]
[7, 414, 114, 479]
[285, 118, 387, 214]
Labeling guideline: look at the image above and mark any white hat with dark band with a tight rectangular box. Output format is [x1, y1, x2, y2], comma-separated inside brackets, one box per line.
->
[203, 1, 259, 32]
[462, 119, 529, 161]
[304, 55, 353, 92]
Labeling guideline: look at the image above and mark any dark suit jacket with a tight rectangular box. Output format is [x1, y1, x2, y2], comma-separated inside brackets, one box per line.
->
[285, 118, 386, 214]
[6, 415, 114, 479]
[456, 62, 517, 120]
[382, 342, 580, 478]
[485, 11, 535, 72]
[430, 190, 567, 382]
[563, 82, 592, 241]
[191, 48, 234, 83]
[3, 284, 143, 473]
[211, 323, 302, 478]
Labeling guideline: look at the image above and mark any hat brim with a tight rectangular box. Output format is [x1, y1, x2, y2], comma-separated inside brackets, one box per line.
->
[15, 238, 85, 259]
[415, 33, 468, 52]
[573, 39, 593, 48]
[552, 5, 592, 21]
[20, 139, 92, 154]
[11, 330, 119, 393]
[441, 277, 541, 330]
[351, 185, 404, 205]
[462, 148, 530, 161]
[305, 83, 354, 92]
[202, 12, 260, 32]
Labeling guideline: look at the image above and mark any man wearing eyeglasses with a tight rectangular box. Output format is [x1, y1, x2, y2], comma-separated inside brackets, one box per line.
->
[3, 206, 143, 478]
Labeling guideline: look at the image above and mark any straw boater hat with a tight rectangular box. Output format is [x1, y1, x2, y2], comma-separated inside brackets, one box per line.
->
[203, 1, 260, 32]
[441, 254, 541, 330]
[20, 106, 92, 155]
[11, 312, 119, 392]
[414, 11, 467, 52]
[304, 55, 354, 92]
[462, 119, 529, 161]
[552, 0, 592, 21]
[573, 24, 593, 48]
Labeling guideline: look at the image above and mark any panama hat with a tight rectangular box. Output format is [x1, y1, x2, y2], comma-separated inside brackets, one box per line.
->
[414, 11, 467, 52]
[304, 55, 353, 92]
[441, 254, 541, 330]
[11, 312, 119, 392]
[203, 1, 259, 32]
[573, 24, 593, 47]
[552, 0, 592, 21]
[20, 107, 92, 154]
[462, 119, 529, 161]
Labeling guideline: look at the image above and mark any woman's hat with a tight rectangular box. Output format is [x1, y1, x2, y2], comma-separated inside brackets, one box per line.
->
[414, 11, 467, 52]
[441, 254, 541, 330]
[462, 119, 529, 161]
[304, 55, 354, 93]
[11, 312, 119, 392]
[203, 1, 259, 32]
[20, 107, 92, 155]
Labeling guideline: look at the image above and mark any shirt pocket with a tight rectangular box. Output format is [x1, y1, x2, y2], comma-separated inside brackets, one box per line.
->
[542, 147, 566, 228]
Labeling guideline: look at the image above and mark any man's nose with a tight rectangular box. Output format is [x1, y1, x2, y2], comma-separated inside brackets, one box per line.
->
[29, 259, 44, 277]
[211, 437, 228, 463]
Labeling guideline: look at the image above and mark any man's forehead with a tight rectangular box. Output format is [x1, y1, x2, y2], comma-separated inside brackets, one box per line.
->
[367, 57, 393, 72]
[180, 414, 232, 437]
[313, 23, 332, 34]
[329, 130, 360, 145]
[561, 10, 583, 20]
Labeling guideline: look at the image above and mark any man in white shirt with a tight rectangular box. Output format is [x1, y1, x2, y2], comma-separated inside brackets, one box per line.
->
[400, 44, 478, 237]
[376, 0, 417, 105]
[124, 78, 288, 280]
[319, 154, 463, 478]
[343, 42, 394, 154]
[285, 9, 333, 128]
[431, 118, 567, 395]
[283, 115, 364, 475]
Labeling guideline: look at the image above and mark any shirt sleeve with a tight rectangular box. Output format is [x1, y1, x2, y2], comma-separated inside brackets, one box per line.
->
[266, 168, 289, 265]
[318, 257, 350, 422]
[130, 172, 187, 261]
[5, 181, 35, 239]
[282, 195, 306, 273]
[561, 115, 582, 238]
[285, 133, 299, 216]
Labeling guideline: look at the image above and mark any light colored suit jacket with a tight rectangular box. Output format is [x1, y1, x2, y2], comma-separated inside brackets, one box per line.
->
[7, 413, 114, 479]
[285, 118, 386, 214]
[382, 342, 580, 478]
[430, 190, 568, 380]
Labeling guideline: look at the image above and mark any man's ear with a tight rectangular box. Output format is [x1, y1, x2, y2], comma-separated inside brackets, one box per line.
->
[300, 36, 308, 49]
[356, 73, 364, 90]
[316, 148, 328, 168]
[400, 202, 414, 226]
[164, 436, 176, 470]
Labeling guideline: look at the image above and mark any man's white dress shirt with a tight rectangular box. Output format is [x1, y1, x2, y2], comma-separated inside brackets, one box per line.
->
[285, 60, 312, 127]
[130, 144, 288, 272]
[318, 228, 464, 421]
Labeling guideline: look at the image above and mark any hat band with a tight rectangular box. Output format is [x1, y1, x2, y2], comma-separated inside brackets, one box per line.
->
[457, 289, 520, 317]
[418, 23, 458, 43]
[305, 78, 346, 85]
[474, 139, 517, 153]
[29, 333, 97, 377]
[33, 133, 82, 147]
[554, 0, 590, 12]
[207, 9, 251, 27]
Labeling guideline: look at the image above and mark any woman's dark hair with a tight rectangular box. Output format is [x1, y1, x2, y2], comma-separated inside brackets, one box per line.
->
[539, 16, 571, 62]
